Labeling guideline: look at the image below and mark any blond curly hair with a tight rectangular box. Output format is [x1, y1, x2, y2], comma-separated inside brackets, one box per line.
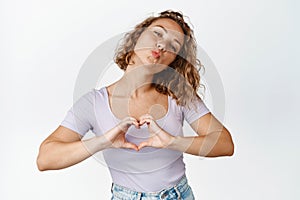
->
[114, 10, 205, 108]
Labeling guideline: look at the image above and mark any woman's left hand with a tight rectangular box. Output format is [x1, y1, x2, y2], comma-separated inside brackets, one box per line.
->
[137, 114, 175, 150]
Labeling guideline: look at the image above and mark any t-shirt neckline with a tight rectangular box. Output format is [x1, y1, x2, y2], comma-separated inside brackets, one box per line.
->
[102, 86, 170, 122]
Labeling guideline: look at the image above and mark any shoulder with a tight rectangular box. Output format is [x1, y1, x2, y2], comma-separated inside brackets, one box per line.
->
[71, 87, 107, 107]
[177, 95, 210, 124]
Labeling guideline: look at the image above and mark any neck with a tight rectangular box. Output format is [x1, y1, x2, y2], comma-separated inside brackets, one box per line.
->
[114, 63, 156, 99]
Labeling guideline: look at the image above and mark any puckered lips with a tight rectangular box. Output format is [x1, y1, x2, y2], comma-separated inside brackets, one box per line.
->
[151, 50, 161, 59]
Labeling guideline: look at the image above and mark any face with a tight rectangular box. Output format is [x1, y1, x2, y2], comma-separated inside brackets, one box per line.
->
[132, 18, 185, 70]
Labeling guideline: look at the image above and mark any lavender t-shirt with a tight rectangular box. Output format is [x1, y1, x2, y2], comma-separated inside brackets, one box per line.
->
[60, 86, 210, 192]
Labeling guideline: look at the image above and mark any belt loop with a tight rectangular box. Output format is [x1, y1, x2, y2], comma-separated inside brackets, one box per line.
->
[137, 192, 142, 200]
[159, 189, 167, 200]
[174, 186, 181, 199]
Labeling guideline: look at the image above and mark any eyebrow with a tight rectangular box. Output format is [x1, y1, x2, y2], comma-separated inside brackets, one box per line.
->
[154, 25, 182, 47]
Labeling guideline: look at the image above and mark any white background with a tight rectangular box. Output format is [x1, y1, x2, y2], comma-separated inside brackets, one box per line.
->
[1, 0, 299, 199]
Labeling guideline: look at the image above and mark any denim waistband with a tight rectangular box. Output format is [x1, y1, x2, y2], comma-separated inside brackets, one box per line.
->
[111, 175, 189, 199]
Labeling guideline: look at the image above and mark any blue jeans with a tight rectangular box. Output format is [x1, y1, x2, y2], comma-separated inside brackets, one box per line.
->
[110, 175, 195, 200]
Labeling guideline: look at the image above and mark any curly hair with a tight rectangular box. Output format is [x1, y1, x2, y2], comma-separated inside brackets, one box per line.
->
[114, 10, 205, 109]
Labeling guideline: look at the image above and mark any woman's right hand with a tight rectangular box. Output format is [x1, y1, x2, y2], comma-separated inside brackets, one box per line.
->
[37, 117, 140, 171]
[103, 116, 140, 151]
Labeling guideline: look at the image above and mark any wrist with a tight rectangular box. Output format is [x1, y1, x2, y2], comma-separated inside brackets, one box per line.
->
[166, 136, 196, 153]
[82, 135, 112, 154]
[99, 134, 114, 150]
[166, 136, 181, 150]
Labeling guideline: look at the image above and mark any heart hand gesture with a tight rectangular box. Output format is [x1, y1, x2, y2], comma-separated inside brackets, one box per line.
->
[103, 114, 175, 151]
[103, 116, 140, 151]
[137, 114, 175, 150]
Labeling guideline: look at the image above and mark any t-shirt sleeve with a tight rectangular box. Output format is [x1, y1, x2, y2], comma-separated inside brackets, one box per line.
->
[60, 89, 95, 136]
[181, 96, 210, 124]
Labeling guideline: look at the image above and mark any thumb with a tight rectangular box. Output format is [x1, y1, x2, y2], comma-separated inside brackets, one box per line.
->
[123, 142, 138, 151]
[138, 141, 150, 150]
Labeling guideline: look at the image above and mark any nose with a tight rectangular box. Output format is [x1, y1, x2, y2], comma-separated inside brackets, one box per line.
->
[157, 40, 166, 51]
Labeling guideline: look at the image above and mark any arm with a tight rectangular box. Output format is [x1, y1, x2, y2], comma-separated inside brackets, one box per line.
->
[37, 117, 140, 171]
[168, 113, 234, 157]
[36, 126, 110, 171]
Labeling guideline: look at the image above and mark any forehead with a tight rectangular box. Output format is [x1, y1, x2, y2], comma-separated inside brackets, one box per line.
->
[149, 18, 184, 41]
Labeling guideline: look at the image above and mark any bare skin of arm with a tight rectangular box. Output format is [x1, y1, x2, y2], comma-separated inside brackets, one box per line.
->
[136, 113, 234, 157]
[37, 117, 140, 171]
[168, 113, 235, 157]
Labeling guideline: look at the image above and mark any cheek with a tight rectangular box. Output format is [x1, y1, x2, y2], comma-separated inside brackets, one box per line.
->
[163, 53, 177, 65]
[134, 32, 155, 50]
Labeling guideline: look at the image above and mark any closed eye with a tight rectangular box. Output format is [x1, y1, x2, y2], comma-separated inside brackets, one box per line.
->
[153, 30, 163, 37]
[170, 45, 177, 52]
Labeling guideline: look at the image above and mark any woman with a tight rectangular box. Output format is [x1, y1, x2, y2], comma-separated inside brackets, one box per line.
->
[37, 10, 234, 199]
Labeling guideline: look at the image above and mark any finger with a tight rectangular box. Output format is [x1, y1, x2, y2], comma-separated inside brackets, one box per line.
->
[132, 120, 140, 129]
[127, 117, 140, 128]
[138, 141, 150, 150]
[139, 118, 151, 126]
[125, 118, 140, 129]
[123, 142, 139, 151]
[141, 119, 161, 132]
[122, 116, 136, 123]
[119, 117, 139, 131]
